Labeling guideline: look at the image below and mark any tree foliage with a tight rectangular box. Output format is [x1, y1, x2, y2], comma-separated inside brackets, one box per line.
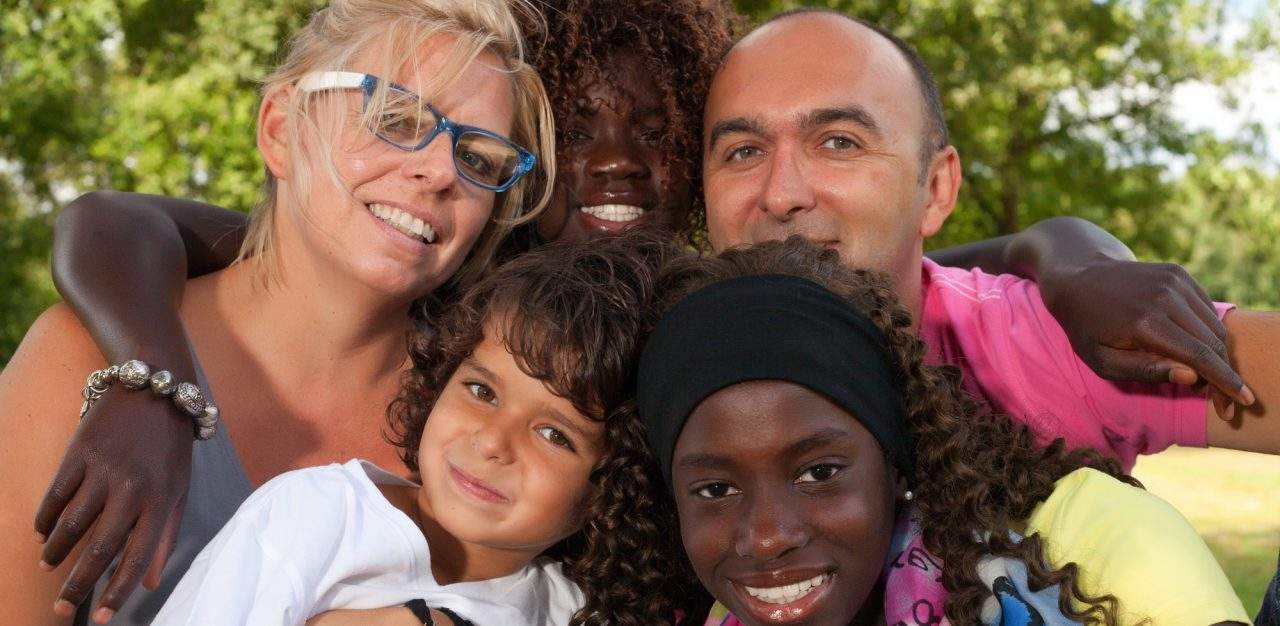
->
[0, 0, 323, 363]
[0, 0, 1277, 365]
[739, 0, 1276, 237]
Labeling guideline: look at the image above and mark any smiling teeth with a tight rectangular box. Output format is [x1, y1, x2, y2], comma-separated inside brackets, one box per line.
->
[369, 203, 436, 243]
[743, 573, 829, 605]
[580, 204, 646, 223]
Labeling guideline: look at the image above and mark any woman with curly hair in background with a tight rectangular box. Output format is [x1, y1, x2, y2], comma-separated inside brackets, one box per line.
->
[639, 237, 1249, 625]
[515, 0, 741, 248]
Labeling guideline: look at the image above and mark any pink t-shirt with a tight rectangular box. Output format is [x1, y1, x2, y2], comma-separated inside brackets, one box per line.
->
[918, 258, 1231, 470]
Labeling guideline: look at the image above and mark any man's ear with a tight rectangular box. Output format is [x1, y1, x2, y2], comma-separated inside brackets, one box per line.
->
[919, 145, 961, 239]
[257, 86, 293, 180]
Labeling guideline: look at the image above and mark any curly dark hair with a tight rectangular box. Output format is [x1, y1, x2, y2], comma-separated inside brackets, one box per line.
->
[513, 0, 740, 245]
[387, 232, 697, 625]
[651, 236, 1141, 625]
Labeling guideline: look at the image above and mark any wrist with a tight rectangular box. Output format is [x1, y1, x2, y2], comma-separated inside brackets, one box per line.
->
[115, 328, 200, 385]
[80, 359, 219, 439]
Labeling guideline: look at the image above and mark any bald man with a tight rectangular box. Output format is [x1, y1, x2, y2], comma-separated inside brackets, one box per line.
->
[701, 7, 1279, 458]
[697, 8, 1279, 622]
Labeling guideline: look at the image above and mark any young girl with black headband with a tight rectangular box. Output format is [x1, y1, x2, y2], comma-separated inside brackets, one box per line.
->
[639, 237, 1248, 626]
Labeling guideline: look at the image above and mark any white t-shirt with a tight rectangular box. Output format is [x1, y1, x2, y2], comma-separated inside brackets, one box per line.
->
[154, 459, 584, 625]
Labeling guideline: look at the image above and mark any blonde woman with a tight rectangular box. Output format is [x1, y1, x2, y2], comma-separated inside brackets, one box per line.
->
[0, 1, 553, 624]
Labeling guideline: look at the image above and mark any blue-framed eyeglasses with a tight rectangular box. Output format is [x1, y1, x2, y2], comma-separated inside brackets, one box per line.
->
[297, 71, 535, 192]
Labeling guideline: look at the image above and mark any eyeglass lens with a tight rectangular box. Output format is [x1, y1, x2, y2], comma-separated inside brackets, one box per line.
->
[372, 87, 523, 189]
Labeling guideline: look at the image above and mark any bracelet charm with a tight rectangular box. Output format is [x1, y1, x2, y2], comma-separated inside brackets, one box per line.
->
[79, 359, 219, 440]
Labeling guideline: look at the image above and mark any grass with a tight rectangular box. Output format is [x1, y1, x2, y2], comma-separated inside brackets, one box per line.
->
[1132, 446, 1280, 614]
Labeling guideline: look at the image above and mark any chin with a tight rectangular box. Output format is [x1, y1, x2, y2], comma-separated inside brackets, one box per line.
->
[354, 263, 438, 301]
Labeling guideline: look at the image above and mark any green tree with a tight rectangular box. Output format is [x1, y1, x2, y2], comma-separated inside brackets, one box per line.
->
[0, 0, 323, 363]
[1, 0, 119, 364]
[1, 0, 1277, 363]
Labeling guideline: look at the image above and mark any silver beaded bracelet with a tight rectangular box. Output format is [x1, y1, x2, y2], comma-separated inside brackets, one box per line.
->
[79, 359, 220, 440]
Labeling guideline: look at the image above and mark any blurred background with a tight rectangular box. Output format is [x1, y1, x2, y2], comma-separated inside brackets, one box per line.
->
[2, 0, 1278, 609]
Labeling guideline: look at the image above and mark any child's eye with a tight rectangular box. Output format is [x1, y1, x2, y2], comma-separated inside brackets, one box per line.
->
[465, 382, 497, 405]
[535, 426, 575, 451]
[693, 482, 741, 499]
[795, 463, 844, 483]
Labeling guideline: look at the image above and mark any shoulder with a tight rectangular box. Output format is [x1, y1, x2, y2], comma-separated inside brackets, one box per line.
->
[525, 557, 586, 620]
[246, 461, 369, 508]
[920, 259, 1032, 307]
[1026, 468, 1248, 624]
[918, 259, 1059, 356]
[0, 303, 104, 477]
[210, 463, 386, 562]
[1027, 467, 1198, 551]
[4, 303, 104, 377]
[234, 460, 405, 534]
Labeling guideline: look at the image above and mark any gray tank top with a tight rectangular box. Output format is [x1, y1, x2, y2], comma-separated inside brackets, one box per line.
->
[75, 367, 252, 625]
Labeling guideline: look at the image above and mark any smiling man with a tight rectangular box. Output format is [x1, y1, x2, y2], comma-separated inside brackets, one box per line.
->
[697, 10, 1280, 623]
[702, 8, 1280, 460]
[704, 11, 954, 319]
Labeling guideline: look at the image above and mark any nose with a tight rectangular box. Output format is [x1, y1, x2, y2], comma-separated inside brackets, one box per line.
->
[734, 493, 809, 561]
[758, 145, 815, 221]
[400, 133, 459, 192]
[471, 418, 515, 465]
[585, 133, 649, 181]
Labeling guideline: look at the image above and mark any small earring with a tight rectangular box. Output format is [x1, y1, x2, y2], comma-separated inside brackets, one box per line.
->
[902, 490, 914, 502]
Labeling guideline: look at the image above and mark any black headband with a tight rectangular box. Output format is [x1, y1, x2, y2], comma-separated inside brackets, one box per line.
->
[638, 274, 915, 489]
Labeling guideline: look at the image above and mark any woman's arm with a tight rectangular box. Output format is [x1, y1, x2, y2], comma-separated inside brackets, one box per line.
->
[928, 216, 1248, 404]
[0, 305, 111, 625]
[29, 192, 248, 620]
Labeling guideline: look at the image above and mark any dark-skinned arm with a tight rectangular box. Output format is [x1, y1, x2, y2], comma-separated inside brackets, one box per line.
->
[34, 191, 246, 622]
[928, 216, 1250, 406]
[52, 191, 246, 382]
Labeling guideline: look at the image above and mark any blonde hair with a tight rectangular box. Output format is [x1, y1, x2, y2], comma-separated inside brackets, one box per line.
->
[238, 0, 555, 290]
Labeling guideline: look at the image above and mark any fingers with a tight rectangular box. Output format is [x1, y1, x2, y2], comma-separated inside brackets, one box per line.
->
[1158, 266, 1254, 403]
[61, 499, 143, 622]
[40, 475, 108, 571]
[1174, 263, 1219, 311]
[1089, 345, 1186, 384]
[35, 457, 87, 542]
[1208, 387, 1238, 421]
[1172, 277, 1230, 353]
[142, 498, 186, 590]
[94, 505, 169, 623]
[1145, 309, 1252, 405]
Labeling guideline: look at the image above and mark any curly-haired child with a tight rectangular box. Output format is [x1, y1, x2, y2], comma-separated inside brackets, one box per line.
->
[154, 234, 690, 626]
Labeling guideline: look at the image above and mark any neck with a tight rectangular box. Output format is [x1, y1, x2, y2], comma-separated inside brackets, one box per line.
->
[209, 242, 417, 392]
[896, 246, 926, 335]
